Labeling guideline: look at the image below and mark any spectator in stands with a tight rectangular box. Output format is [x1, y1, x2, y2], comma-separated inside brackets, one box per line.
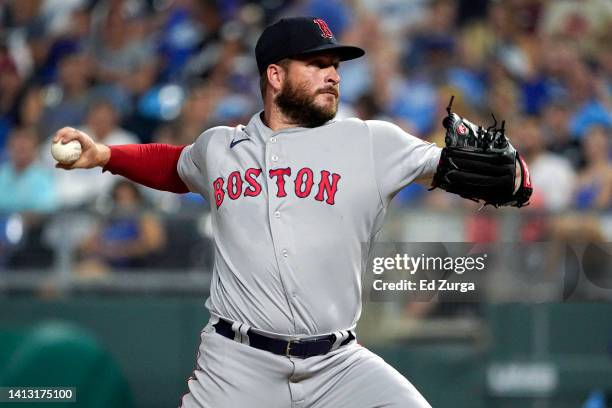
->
[38, 6, 93, 84]
[1, 0, 49, 79]
[488, 73, 521, 122]
[90, 4, 157, 100]
[0, 44, 21, 153]
[565, 60, 612, 139]
[16, 86, 45, 142]
[539, 0, 612, 59]
[39, 51, 93, 137]
[156, 0, 209, 82]
[573, 126, 612, 210]
[80, 99, 138, 146]
[166, 82, 225, 145]
[596, 38, 612, 107]
[388, 0, 460, 136]
[511, 117, 576, 211]
[77, 180, 166, 273]
[0, 127, 56, 213]
[542, 100, 583, 169]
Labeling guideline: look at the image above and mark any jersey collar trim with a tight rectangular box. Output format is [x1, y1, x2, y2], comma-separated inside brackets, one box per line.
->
[245, 110, 336, 143]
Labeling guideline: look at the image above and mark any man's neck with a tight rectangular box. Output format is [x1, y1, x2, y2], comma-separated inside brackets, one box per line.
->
[262, 103, 300, 132]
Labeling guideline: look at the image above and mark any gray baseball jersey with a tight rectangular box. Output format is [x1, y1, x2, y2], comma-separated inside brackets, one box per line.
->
[177, 111, 441, 336]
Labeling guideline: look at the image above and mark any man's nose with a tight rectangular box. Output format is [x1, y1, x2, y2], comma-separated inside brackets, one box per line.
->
[325, 66, 340, 85]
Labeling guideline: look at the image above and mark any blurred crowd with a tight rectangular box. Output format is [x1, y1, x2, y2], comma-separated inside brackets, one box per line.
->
[1, 0, 611, 211]
[0, 0, 611, 249]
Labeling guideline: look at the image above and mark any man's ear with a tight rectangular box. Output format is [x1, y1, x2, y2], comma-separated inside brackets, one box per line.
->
[267, 63, 286, 93]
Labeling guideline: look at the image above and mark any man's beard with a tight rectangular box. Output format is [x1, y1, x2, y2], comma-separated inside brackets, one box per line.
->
[275, 79, 338, 128]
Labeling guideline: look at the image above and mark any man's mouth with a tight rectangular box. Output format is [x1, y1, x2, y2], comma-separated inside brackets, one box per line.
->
[319, 89, 339, 97]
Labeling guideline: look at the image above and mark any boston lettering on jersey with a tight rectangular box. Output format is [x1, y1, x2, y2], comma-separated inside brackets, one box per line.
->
[212, 167, 341, 208]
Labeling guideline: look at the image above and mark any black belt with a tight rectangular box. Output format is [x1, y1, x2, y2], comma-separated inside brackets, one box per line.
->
[213, 319, 355, 359]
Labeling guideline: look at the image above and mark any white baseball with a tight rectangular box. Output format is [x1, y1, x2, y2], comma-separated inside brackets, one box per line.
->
[51, 140, 82, 164]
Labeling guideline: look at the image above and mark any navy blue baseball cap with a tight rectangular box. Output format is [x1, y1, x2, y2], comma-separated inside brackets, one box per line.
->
[255, 17, 365, 74]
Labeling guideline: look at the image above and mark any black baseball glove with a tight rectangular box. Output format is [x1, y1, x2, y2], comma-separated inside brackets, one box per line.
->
[430, 97, 533, 208]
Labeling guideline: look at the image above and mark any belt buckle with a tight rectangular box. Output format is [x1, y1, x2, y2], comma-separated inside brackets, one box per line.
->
[285, 339, 294, 357]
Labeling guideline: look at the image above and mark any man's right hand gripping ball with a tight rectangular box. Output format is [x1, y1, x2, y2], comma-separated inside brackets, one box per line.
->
[53, 127, 110, 170]
[430, 98, 533, 208]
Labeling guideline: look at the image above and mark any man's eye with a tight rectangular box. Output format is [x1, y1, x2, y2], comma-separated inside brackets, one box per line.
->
[309, 60, 339, 69]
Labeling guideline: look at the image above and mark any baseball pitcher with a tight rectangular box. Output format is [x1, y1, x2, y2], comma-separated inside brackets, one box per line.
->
[53, 17, 532, 408]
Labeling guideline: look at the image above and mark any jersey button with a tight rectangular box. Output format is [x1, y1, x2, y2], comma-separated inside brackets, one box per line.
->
[270, 137, 277, 143]
[282, 249, 289, 258]
[271, 154, 279, 162]
[274, 211, 281, 218]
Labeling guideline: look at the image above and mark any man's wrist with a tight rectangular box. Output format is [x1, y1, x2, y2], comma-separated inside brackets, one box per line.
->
[97, 144, 111, 167]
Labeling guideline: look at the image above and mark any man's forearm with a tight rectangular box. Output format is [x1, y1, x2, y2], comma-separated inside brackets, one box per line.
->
[102, 144, 190, 194]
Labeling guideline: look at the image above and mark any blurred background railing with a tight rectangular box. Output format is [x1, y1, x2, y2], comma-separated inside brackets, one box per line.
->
[1, 207, 609, 297]
[0, 208, 214, 293]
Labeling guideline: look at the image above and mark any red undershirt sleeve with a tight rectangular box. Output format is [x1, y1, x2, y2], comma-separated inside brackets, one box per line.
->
[102, 144, 190, 194]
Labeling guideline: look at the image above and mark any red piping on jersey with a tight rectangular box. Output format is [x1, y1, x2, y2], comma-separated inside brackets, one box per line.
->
[103, 144, 190, 194]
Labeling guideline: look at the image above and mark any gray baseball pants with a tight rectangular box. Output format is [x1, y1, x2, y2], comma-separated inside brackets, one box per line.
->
[180, 321, 431, 408]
